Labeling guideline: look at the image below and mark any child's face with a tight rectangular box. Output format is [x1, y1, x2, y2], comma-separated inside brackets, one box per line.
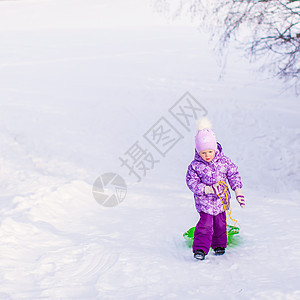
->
[199, 149, 216, 162]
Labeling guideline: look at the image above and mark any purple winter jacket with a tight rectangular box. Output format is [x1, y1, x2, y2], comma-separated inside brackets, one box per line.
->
[186, 143, 242, 215]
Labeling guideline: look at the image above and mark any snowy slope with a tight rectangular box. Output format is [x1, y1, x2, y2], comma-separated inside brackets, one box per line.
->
[0, 0, 299, 299]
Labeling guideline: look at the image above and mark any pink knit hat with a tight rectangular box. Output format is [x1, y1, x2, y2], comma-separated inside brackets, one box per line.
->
[195, 117, 217, 153]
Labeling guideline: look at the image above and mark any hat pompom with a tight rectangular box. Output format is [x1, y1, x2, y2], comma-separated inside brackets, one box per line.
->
[196, 117, 212, 131]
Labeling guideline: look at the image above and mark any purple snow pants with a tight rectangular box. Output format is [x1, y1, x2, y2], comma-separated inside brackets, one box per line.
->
[192, 211, 227, 254]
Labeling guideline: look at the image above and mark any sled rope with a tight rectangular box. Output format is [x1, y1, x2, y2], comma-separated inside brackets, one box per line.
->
[216, 181, 240, 239]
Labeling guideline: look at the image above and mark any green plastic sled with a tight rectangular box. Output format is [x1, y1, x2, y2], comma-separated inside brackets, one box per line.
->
[183, 225, 240, 248]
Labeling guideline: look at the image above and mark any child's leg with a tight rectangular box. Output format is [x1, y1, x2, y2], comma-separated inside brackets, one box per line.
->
[192, 212, 213, 254]
[211, 211, 227, 249]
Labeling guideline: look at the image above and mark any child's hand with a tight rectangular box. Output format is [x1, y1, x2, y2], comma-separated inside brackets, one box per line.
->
[235, 188, 245, 208]
[204, 183, 226, 195]
[237, 196, 245, 208]
[204, 185, 214, 194]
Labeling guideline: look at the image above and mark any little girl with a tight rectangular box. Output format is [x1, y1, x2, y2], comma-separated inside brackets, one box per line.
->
[186, 117, 245, 260]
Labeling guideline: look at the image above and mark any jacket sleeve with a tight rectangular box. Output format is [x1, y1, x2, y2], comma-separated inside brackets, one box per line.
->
[226, 157, 243, 191]
[186, 163, 206, 195]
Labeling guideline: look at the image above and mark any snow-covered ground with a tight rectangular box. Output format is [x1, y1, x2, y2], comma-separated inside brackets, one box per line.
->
[0, 0, 299, 299]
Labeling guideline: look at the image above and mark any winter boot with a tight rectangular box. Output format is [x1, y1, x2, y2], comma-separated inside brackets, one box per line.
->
[214, 247, 226, 256]
[194, 249, 206, 260]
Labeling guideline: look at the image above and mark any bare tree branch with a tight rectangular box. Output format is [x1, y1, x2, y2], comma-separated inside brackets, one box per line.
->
[153, 0, 300, 93]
